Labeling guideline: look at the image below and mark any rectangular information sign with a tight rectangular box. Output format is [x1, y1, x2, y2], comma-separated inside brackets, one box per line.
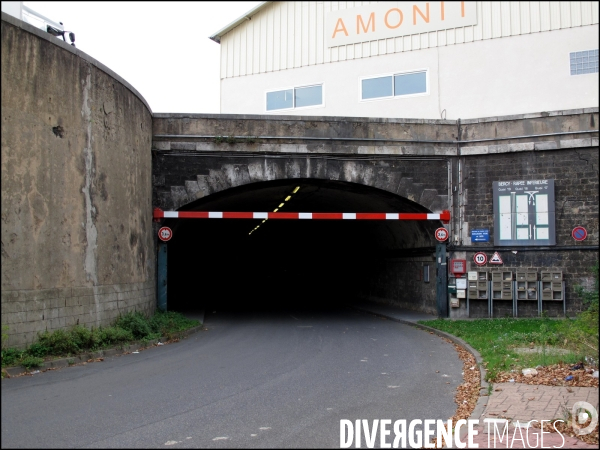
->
[492, 179, 555, 246]
[471, 229, 489, 242]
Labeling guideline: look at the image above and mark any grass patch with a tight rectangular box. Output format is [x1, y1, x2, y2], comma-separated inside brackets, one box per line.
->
[1, 310, 199, 370]
[417, 317, 584, 381]
[420, 263, 598, 381]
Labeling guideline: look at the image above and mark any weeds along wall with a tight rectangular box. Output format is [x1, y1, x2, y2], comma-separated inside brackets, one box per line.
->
[1, 13, 155, 348]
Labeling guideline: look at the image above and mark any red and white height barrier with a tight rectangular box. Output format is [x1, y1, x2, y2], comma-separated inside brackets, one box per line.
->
[153, 208, 450, 223]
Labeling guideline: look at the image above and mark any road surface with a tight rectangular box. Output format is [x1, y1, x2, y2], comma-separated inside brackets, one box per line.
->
[1, 306, 463, 448]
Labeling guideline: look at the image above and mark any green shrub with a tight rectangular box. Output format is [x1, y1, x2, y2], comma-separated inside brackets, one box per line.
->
[1, 309, 198, 368]
[1, 348, 24, 367]
[97, 326, 133, 346]
[27, 342, 51, 358]
[558, 263, 599, 362]
[36, 328, 80, 355]
[150, 310, 198, 336]
[114, 312, 153, 339]
[20, 355, 44, 370]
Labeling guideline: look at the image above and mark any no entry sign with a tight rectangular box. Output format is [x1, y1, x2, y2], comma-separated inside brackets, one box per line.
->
[572, 227, 587, 241]
[473, 252, 487, 266]
[435, 227, 449, 242]
[158, 227, 173, 242]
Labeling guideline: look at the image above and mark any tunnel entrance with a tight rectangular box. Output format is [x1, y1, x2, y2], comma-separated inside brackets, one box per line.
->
[160, 179, 446, 315]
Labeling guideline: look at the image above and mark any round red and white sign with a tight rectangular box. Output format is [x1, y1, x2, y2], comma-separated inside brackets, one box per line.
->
[473, 252, 487, 266]
[435, 227, 449, 242]
[158, 226, 173, 242]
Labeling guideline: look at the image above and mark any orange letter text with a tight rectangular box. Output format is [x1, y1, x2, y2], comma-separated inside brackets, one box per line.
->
[384, 8, 404, 29]
[332, 18, 349, 38]
[357, 12, 375, 34]
[413, 3, 430, 25]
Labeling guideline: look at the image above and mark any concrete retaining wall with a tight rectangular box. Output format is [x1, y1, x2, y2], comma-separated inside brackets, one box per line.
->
[1, 13, 155, 348]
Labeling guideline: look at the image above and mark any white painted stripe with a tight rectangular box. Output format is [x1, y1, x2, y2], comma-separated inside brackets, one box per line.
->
[253, 212, 268, 219]
[209, 212, 223, 218]
[299, 213, 312, 219]
[164, 211, 178, 218]
[427, 214, 440, 220]
[343, 213, 356, 220]
[386, 213, 399, 220]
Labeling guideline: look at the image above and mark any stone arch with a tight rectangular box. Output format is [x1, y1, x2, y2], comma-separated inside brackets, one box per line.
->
[156, 157, 449, 214]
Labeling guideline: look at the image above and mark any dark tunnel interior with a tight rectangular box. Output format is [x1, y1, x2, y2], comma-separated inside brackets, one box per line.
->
[164, 179, 441, 314]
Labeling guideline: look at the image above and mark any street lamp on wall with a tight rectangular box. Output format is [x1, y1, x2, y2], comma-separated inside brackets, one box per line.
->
[46, 25, 76, 47]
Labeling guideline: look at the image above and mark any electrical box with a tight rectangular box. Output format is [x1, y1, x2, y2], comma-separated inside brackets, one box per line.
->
[450, 259, 467, 276]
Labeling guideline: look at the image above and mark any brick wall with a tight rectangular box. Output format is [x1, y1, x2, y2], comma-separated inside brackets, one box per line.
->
[458, 147, 599, 316]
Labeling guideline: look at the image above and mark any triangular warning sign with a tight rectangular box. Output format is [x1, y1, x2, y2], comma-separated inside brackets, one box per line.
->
[489, 251, 503, 264]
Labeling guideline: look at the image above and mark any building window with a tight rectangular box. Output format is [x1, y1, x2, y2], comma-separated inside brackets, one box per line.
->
[360, 70, 428, 100]
[570, 49, 599, 75]
[266, 85, 323, 111]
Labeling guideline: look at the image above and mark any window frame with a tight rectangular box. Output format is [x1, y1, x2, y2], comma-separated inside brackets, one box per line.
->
[358, 69, 429, 103]
[569, 49, 599, 76]
[265, 83, 325, 113]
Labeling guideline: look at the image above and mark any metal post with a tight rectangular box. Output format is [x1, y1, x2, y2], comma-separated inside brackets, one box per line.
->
[436, 243, 448, 318]
[157, 242, 167, 311]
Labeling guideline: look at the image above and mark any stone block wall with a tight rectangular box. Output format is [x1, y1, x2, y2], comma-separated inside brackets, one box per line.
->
[1, 281, 155, 342]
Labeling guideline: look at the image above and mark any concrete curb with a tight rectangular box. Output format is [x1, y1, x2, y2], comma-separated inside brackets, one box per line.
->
[350, 306, 490, 423]
[2, 323, 205, 378]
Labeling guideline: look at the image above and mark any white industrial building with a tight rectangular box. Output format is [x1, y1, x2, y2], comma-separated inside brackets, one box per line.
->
[210, 1, 599, 119]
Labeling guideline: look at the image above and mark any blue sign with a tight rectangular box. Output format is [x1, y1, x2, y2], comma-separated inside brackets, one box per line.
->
[471, 229, 490, 242]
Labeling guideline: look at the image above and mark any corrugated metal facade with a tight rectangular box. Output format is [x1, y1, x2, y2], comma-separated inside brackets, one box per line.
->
[219, 1, 599, 79]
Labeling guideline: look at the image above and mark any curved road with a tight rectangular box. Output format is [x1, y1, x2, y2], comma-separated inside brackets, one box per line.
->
[1, 307, 463, 448]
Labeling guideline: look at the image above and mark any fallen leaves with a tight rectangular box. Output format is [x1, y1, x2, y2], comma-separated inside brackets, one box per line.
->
[430, 338, 481, 448]
[494, 363, 599, 387]
[530, 419, 599, 446]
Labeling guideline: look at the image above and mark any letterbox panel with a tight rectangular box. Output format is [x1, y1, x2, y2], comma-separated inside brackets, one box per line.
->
[450, 259, 467, 275]
[526, 272, 538, 282]
[541, 272, 552, 281]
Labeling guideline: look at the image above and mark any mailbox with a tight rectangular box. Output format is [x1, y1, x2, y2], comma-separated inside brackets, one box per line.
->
[448, 285, 457, 294]
[450, 259, 467, 276]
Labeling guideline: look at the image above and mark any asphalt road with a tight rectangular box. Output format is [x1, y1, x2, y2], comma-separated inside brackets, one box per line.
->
[1, 306, 463, 448]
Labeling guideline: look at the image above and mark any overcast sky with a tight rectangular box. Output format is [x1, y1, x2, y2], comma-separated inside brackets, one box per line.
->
[23, 1, 263, 113]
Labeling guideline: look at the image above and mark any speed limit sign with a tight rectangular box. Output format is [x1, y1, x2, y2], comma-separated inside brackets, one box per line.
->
[158, 226, 173, 242]
[473, 252, 487, 266]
